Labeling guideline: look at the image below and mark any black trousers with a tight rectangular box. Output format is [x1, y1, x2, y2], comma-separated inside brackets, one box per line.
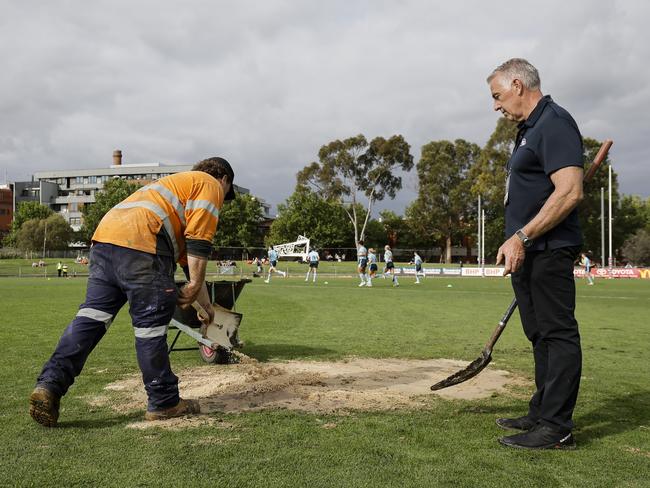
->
[511, 245, 581, 432]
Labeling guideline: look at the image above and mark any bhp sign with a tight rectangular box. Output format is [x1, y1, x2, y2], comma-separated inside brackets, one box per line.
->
[462, 268, 506, 277]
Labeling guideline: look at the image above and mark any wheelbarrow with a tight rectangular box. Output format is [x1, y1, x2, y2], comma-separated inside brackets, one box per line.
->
[168, 279, 251, 364]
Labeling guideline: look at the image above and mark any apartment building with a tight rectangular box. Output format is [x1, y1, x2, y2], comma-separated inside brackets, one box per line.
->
[0, 185, 14, 238]
[28, 150, 266, 231]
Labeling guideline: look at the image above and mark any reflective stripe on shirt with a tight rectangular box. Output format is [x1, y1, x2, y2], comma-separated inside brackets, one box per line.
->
[113, 201, 180, 260]
[186, 199, 220, 220]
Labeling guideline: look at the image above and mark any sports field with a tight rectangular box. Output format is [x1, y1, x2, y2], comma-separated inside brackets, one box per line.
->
[1, 272, 649, 487]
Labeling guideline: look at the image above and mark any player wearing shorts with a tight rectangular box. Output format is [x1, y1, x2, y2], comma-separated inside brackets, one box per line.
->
[367, 248, 378, 287]
[384, 245, 399, 287]
[357, 240, 368, 287]
[414, 252, 424, 284]
[580, 253, 594, 286]
[265, 247, 286, 283]
[305, 249, 320, 283]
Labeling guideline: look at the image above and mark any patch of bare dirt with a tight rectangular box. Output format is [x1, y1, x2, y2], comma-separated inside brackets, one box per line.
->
[93, 357, 522, 430]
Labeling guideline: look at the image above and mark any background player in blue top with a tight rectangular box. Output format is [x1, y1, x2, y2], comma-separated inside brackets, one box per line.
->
[265, 247, 286, 283]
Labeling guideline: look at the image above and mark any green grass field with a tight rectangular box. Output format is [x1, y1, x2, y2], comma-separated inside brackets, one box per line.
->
[0, 257, 465, 278]
[1, 273, 649, 487]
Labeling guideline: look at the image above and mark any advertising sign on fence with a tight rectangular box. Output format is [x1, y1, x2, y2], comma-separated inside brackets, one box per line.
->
[461, 267, 507, 277]
[397, 266, 649, 279]
[574, 267, 650, 279]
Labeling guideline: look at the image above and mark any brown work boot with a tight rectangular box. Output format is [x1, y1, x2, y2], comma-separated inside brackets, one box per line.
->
[144, 398, 201, 421]
[29, 386, 60, 427]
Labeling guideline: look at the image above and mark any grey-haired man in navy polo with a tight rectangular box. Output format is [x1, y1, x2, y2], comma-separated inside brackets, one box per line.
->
[488, 58, 584, 450]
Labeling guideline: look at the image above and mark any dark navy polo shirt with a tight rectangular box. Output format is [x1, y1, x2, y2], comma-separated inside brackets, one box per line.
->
[504, 95, 583, 251]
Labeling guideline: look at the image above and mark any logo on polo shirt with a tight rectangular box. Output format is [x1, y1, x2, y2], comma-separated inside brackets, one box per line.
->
[520, 138, 527, 147]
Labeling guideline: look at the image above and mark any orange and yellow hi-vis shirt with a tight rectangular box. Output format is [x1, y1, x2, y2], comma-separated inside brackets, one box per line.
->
[92, 171, 224, 266]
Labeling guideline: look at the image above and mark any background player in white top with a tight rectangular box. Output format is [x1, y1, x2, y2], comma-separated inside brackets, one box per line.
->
[413, 252, 424, 284]
[305, 248, 320, 283]
[384, 245, 399, 287]
[265, 247, 286, 283]
[357, 240, 368, 286]
[367, 248, 378, 287]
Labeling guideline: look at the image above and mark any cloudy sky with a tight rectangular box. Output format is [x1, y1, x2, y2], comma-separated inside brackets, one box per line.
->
[1, 0, 648, 215]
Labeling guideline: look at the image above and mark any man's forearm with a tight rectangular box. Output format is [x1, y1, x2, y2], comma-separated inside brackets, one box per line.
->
[522, 167, 583, 240]
[186, 255, 207, 282]
[184, 255, 208, 295]
[523, 192, 580, 239]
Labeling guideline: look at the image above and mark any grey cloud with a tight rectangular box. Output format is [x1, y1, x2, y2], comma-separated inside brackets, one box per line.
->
[1, 0, 648, 211]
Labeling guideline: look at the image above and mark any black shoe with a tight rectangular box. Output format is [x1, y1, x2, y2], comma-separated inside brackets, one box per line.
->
[499, 424, 576, 450]
[495, 415, 536, 431]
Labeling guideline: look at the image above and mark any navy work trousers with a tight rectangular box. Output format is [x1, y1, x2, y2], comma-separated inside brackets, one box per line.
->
[511, 245, 582, 433]
[37, 242, 180, 410]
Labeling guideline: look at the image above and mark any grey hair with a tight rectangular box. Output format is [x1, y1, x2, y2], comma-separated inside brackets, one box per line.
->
[487, 58, 541, 90]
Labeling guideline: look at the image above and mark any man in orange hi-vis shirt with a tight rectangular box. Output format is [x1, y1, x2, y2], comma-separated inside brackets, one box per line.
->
[29, 157, 236, 427]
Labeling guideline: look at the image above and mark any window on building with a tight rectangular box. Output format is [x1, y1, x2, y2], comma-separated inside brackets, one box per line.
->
[89, 176, 97, 184]
[76, 176, 83, 183]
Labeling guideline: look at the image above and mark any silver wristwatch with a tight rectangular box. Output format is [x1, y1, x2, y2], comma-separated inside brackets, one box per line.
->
[515, 229, 532, 248]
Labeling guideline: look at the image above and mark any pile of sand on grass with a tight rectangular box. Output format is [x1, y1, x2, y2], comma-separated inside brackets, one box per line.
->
[92, 357, 525, 429]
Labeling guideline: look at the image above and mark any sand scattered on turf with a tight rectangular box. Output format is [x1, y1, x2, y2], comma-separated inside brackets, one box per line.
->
[93, 357, 524, 429]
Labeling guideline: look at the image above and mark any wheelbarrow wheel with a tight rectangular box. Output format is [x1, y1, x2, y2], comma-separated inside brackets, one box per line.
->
[198, 343, 231, 364]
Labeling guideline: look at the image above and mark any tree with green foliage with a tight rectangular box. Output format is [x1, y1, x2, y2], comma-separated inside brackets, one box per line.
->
[16, 214, 73, 253]
[297, 134, 413, 244]
[360, 218, 385, 250]
[407, 139, 481, 263]
[80, 178, 141, 243]
[471, 122, 634, 263]
[3, 201, 54, 247]
[621, 228, 650, 266]
[212, 193, 265, 249]
[267, 186, 353, 249]
[578, 138, 619, 257]
[370, 210, 423, 249]
[470, 118, 518, 258]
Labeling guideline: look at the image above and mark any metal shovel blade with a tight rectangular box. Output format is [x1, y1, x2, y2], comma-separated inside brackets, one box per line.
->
[430, 298, 516, 391]
[430, 351, 492, 391]
[202, 308, 243, 351]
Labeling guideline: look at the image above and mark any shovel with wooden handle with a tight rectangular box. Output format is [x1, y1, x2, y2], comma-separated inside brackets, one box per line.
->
[431, 139, 613, 391]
